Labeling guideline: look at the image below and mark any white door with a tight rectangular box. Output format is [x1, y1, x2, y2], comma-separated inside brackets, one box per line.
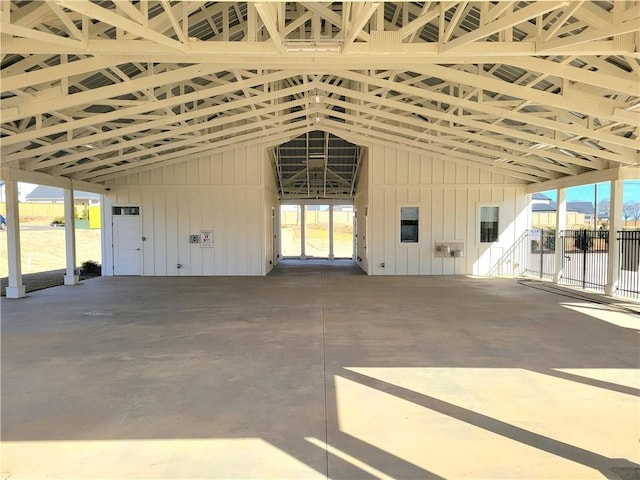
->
[113, 215, 141, 275]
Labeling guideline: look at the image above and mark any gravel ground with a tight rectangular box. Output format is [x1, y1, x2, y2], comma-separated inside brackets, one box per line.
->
[1, 269, 100, 296]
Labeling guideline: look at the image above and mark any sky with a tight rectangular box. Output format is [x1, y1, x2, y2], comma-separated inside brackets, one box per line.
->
[539, 180, 640, 205]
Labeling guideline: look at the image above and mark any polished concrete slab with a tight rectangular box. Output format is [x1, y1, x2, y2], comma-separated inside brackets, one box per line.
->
[1, 265, 639, 479]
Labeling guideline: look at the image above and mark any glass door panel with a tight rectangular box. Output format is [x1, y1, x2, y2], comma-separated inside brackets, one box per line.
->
[333, 205, 354, 259]
[280, 205, 301, 257]
[304, 205, 330, 258]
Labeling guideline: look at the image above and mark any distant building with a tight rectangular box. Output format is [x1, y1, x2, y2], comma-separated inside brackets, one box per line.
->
[25, 186, 101, 205]
[531, 193, 596, 227]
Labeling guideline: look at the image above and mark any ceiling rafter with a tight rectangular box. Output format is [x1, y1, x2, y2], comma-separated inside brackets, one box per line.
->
[1, 1, 637, 190]
[2, 69, 300, 147]
[30, 95, 312, 172]
[83, 122, 315, 183]
[336, 69, 637, 156]
[320, 81, 612, 169]
[56, 0, 189, 53]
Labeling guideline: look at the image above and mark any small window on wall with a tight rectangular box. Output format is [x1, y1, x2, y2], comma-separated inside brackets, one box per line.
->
[400, 207, 419, 243]
[480, 206, 499, 243]
[112, 206, 140, 215]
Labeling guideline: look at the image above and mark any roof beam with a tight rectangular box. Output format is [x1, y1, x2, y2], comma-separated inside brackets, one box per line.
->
[55, 0, 189, 53]
[64, 106, 312, 178]
[1, 70, 302, 148]
[1, 55, 126, 93]
[538, 13, 640, 52]
[46, 1, 86, 42]
[159, 0, 187, 44]
[442, 2, 568, 51]
[342, 2, 379, 52]
[399, 2, 447, 39]
[525, 167, 630, 193]
[83, 122, 314, 183]
[323, 95, 578, 176]
[0, 21, 86, 50]
[321, 121, 539, 183]
[539, 1, 586, 43]
[318, 106, 556, 179]
[114, 0, 147, 25]
[30, 95, 311, 171]
[2, 63, 248, 123]
[0, 166, 107, 193]
[2, 36, 634, 58]
[337, 70, 637, 157]
[415, 64, 634, 126]
[504, 56, 637, 97]
[254, 2, 284, 52]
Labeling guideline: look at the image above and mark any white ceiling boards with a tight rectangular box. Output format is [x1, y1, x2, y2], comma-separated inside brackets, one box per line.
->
[1, 1, 638, 187]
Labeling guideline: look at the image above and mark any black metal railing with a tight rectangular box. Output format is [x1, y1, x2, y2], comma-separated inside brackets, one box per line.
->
[618, 230, 640, 299]
[560, 229, 608, 291]
[526, 229, 555, 280]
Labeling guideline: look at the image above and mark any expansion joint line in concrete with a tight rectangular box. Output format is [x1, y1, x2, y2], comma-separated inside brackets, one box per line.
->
[320, 265, 329, 479]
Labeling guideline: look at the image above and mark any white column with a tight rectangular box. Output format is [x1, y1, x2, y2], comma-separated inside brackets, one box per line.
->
[5, 179, 25, 298]
[553, 188, 567, 284]
[328, 205, 334, 259]
[605, 179, 623, 296]
[64, 188, 79, 286]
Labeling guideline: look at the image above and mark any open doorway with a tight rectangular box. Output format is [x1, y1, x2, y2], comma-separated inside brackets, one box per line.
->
[280, 204, 354, 260]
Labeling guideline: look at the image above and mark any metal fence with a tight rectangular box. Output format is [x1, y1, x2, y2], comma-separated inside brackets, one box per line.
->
[618, 230, 640, 299]
[526, 229, 555, 280]
[560, 229, 608, 291]
[524, 228, 639, 299]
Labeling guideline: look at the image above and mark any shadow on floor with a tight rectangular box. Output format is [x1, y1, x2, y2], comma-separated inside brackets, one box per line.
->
[1, 272, 638, 479]
[1, 269, 100, 296]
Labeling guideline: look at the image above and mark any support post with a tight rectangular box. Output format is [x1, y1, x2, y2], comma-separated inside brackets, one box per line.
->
[328, 205, 334, 259]
[553, 187, 567, 284]
[605, 179, 622, 296]
[5, 179, 25, 298]
[64, 188, 79, 286]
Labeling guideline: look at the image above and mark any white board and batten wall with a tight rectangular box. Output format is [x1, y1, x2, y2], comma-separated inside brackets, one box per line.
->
[103, 141, 531, 278]
[362, 144, 530, 276]
[354, 150, 369, 273]
[103, 145, 269, 276]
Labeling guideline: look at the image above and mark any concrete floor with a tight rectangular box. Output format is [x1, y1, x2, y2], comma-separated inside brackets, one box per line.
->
[1, 262, 639, 480]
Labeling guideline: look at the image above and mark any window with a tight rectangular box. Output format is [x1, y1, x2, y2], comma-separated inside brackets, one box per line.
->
[112, 206, 140, 215]
[400, 207, 419, 243]
[480, 206, 499, 243]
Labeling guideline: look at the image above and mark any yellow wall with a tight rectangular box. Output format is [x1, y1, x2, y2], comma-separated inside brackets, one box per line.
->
[532, 212, 586, 228]
[89, 205, 101, 228]
[0, 202, 64, 217]
[0, 202, 101, 228]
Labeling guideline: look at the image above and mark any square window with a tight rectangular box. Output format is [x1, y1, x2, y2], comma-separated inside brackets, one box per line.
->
[400, 207, 419, 243]
[480, 206, 499, 243]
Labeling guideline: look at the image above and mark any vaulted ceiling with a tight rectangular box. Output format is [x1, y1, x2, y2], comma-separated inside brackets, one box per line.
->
[1, 1, 638, 192]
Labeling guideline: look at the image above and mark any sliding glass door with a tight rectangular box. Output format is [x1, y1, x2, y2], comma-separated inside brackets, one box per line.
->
[333, 205, 354, 259]
[280, 205, 301, 257]
[281, 204, 354, 260]
[304, 205, 330, 258]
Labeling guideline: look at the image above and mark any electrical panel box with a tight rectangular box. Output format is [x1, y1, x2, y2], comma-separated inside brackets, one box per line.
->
[434, 241, 464, 258]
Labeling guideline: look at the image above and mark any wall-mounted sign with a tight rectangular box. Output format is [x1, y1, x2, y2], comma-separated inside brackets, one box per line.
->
[200, 230, 213, 248]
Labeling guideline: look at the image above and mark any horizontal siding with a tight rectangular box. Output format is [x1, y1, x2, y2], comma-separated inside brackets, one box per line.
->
[368, 144, 529, 276]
